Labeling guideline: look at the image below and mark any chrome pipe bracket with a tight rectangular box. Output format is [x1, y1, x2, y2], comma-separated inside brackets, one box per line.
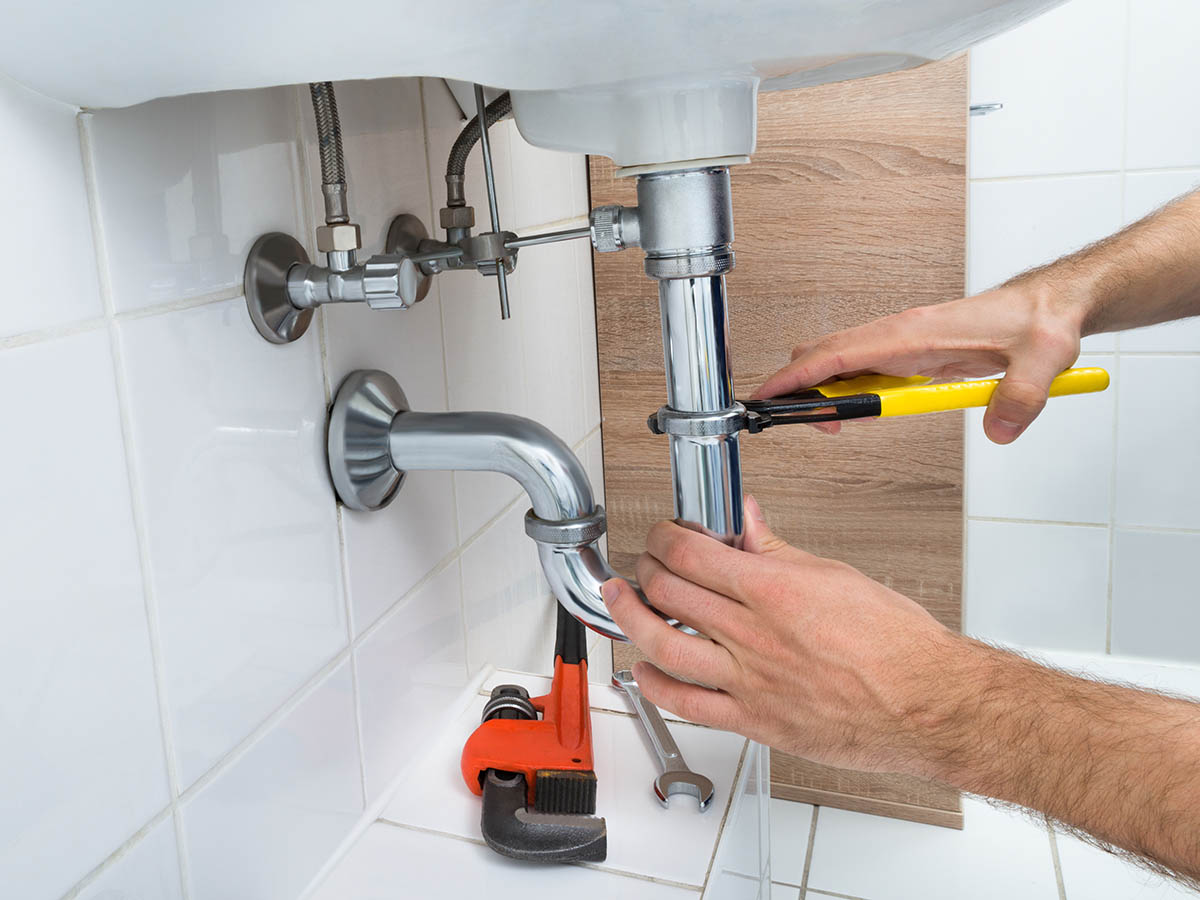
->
[524, 507, 607, 547]
[646, 404, 747, 437]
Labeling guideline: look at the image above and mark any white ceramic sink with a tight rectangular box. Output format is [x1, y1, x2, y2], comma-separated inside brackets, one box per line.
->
[0, 0, 1064, 164]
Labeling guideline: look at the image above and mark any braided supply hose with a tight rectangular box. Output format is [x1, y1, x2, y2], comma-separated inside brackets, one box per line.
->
[445, 91, 513, 208]
[309, 81, 348, 224]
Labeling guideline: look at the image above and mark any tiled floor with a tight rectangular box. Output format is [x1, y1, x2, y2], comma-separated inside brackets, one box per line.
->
[766, 650, 1200, 900]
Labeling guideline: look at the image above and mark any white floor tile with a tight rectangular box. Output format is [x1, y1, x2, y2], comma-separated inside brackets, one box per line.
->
[183, 662, 362, 900]
[705, 869, 766, 900]
[1111, 529, 1200, 665]
[768, 799, 815, 887]
[118, 298, 346, 786]
[0, 72, 101, 338]
[1126, 0, 1200, 170]
[969, 0, 1127, 179]
[1057, 829, 1198, 899]
[1115, 357, 1200, 530]
[311, 822, 700, 900]
[86, 87, 304, 312]
[380, 691, 747, 888]
[355, 562, 468, 803]
[0, 331, 170, 899]
[770, 883, 801, 900]
[966, 520, 1109, 653]
[964, 356, 1115, 524]
[77, 817, 183, 900]
[806, 798, 1059, 900]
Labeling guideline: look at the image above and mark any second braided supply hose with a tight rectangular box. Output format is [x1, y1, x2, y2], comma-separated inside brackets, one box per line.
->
[445, 91, 513, 208]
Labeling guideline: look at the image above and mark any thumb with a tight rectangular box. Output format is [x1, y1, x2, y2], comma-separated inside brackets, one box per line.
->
[742, 495, 791, 557]
[983, 360, 1062, 444]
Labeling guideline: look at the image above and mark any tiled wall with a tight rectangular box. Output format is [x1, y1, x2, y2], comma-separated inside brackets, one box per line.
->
[0, 74, 606, 899]
[965, 0, 1200, 662]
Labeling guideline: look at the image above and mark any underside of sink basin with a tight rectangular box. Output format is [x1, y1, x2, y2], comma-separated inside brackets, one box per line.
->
[0, 0, 1065, 164]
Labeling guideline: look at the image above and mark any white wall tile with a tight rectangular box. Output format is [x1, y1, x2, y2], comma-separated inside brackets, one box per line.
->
[969, 0, 1127, 179]
[460, 504, 556, 676]
[519, 239, 587, 447]
[0, 73, 101, 338]
[1057, 829, 1195, 899]
[1126, 0, 1200, 170]
[1120, 171, 1200, 353]
[324, 297, 459, 632]
[118, 298, 346, 786]
[1111, 529, 1200, 664]
[575, 239, 603, 432]
[355, 561, 468, 802]
[77, 818, 183, 900]
[966, 520, 1109, 652]
[1115, 356, 1200, 530]
[86, 88, 304, 312]
[0, 331, 170, 900]
[183, 661, 362, 900]
[807, 798, 1058, 900]
[507, 119, 589, 230]
[965, 355, 1115, 523]
[311, 822, 698, 900]
[968, 176, 1122, 350]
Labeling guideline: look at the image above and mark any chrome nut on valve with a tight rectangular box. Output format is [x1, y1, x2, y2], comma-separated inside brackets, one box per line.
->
[589, 205, 640, 253]
[315, 222, 362, 253]
[439, 206, 476, 230]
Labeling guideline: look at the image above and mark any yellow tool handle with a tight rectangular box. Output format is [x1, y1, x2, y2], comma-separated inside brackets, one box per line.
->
[873, 367, 1110, 418]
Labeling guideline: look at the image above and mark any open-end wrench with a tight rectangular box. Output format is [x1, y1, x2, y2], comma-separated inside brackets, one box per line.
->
[612, 669, 715, 811]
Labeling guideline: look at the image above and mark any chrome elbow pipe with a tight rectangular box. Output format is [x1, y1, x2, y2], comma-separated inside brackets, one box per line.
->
[326, 369, 649, 641]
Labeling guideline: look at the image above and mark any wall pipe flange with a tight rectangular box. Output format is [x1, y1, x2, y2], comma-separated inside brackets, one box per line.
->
[244, 232, 313, 344]
[327, 369, 410, 511]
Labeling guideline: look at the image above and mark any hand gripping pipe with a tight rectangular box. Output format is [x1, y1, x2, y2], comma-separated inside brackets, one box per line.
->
[326, 370, 668, 641]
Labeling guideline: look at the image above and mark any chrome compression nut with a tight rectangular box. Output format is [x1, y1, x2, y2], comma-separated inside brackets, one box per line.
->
[316, 222, 362, 253]
[440, 205, 476, 229]
[524, 507, 607, 546]
[590, 205, 640, 253]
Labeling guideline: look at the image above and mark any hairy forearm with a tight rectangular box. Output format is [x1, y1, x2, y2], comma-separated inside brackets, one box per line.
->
[915, 638, 1200, 881]
[1013, 189, 1200, 337]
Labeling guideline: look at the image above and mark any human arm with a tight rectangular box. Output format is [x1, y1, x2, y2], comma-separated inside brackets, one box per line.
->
[754, 189, 1200, 444]
[602, 498, 1200, 883]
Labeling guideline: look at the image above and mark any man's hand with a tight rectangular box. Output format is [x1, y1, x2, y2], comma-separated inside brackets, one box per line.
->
[603, 498, 1200, 883]
[752, 284, 1083, 445]
[601, 495, 966, 775]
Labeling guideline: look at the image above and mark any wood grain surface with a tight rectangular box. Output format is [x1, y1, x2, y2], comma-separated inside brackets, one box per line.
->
[590, 55, 968, 827]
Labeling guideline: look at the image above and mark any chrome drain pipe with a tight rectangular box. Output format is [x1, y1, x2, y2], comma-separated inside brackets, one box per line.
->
[326, 369, 660, 641]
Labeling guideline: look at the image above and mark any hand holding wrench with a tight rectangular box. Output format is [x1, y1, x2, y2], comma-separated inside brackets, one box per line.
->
[613, 669, 715, 811]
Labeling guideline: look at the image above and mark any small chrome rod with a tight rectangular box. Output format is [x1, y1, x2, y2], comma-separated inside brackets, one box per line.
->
[505, 226, 592, 250]
[474, 83, 511, 319]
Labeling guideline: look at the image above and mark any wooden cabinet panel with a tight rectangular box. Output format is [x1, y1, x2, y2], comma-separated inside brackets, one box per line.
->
[589, 55, 966, 828]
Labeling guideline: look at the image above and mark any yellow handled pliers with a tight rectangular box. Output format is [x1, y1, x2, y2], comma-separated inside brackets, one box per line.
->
[740, 367, 1110, 432]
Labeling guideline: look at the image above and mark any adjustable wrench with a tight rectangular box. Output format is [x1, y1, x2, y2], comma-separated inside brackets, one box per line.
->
[612, 669, 714, 811]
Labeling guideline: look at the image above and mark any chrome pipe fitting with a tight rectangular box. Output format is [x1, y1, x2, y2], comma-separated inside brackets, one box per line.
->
[326, 369, 676, 642]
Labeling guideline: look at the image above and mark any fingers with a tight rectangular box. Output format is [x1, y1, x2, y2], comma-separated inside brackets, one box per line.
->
[751, 314, 912, 400]
[635, 552, 753, 641]
[631, 661, 744, 732]
[645, 520, 762, 599]
[983, 353, 1072, 443]
[602, 578, 738, 686]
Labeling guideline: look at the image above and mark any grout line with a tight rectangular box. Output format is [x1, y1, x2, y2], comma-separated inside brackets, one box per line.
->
[0, 315, 107, 351]
[113, 286, 245, 322]
[799, 805, 820, 896]
[699, 740, 751, 896]
[804, 890, 874, 900]
[969, 164, 1200, 185]
[967, 515, 1108, 529]
[59, 803, 177, 900]
[1048, 820, 1068, 900]
[77, 109, 193, 899]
